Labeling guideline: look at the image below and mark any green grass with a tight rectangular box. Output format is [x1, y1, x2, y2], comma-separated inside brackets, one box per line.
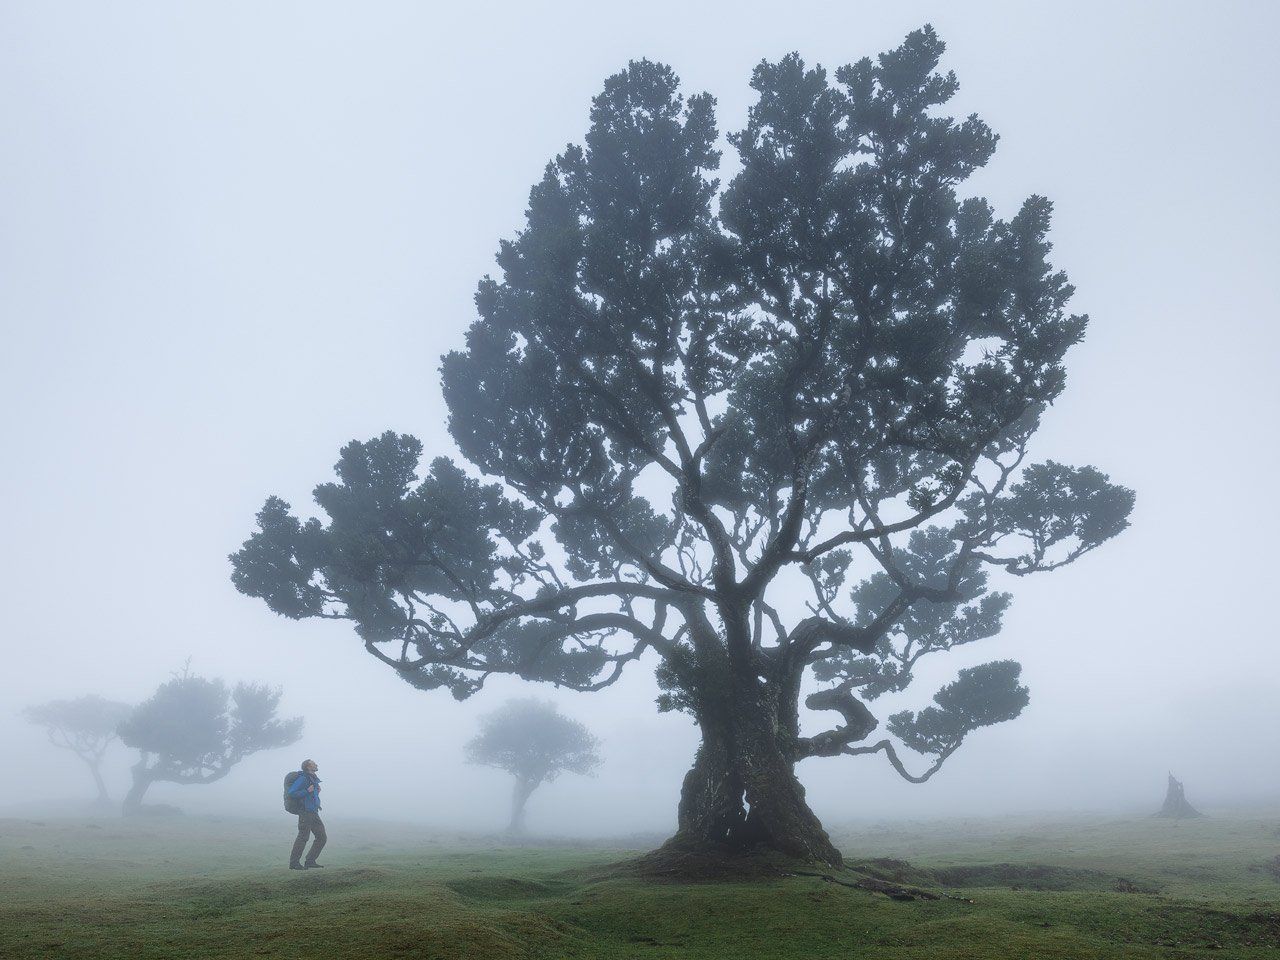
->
[2, 812, 1278, 958]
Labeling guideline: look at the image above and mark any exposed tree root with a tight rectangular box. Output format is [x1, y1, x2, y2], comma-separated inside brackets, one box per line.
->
[788, 869, 972, 903]
[597, 844, 812, 883]
[593, 845, 971, 904]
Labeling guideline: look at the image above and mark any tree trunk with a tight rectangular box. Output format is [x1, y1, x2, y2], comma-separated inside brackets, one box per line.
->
[508, 776, 538, 834]
[1155, 773, 1202, 819]
[663, 666, 843, 867]
[122, 760, 152, 816]
[89, 759, 111, 805]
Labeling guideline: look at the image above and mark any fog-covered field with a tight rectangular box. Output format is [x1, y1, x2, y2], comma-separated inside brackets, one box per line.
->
[4, 2, 1279, 958]
[4, 812, 1279, 959]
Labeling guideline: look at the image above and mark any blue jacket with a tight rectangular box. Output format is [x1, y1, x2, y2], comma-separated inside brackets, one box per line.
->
[288, 771, 321, 813]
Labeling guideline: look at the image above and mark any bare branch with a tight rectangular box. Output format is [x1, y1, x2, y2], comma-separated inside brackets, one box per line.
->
[842, 738, 960, 783]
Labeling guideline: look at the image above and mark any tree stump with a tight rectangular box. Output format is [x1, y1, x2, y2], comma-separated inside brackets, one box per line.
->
[1155, 773, 1202, 818]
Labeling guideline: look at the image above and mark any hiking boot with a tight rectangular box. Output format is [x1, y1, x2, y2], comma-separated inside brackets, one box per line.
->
[289, 863, 305, 870]
[304, 862, 324, 869]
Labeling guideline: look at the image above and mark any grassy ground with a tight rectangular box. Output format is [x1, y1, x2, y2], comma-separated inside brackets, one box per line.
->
[2, 811, 1278, 958]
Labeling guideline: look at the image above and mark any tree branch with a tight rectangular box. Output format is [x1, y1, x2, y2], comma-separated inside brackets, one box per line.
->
[842, 738, 960, 783]
[786, 460, 976, 564]
[797, 679, 879, 759]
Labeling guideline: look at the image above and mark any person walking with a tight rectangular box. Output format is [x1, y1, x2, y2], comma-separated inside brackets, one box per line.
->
[287, 759, 326, 870]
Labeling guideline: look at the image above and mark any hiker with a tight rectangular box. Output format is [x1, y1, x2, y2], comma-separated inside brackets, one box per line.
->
[287, 758, 326, 870]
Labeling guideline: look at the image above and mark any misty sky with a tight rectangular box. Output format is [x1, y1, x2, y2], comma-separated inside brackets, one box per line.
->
[2, 1, 1278, 834]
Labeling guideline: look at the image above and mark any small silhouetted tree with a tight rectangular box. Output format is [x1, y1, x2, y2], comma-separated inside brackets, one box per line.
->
[465, 699, 602, 833]
[23, 695, 133, 804]
[231, 27, 1134, 866]
[117, 668, 302, 815]
[1155, 773, 1202, 819]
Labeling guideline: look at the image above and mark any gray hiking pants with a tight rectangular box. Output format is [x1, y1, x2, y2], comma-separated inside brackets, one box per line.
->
[290, 811, 326, 866]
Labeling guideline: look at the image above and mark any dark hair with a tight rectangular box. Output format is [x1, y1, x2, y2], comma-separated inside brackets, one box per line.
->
[301, 759, 314, 769]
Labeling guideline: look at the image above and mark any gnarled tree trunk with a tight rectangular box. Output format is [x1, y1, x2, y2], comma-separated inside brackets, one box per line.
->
[508, 776, 539, 834]
[1155, 773, 1202, 819]
[662, 654, 842, 867]
[122, 759, 153, 816]
[89, 759, 111, 806]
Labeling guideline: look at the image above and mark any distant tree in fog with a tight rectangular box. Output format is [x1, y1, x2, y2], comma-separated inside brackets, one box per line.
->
[1155, 773, 1202, 819]
[231, 27, 1134, 867]
[465, 699, 601, 833]
[117, 667, 302, 815]
[23, 695, 133, 805]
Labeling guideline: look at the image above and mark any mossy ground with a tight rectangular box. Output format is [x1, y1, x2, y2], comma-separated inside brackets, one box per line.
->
[2, 811, 1278, 958]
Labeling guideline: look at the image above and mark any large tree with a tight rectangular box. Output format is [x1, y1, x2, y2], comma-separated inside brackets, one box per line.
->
[117, 668, 302, 815]
[466, 698, 602, 833]
[23, 695, 133, 805]
[231, 27, 1133, 867]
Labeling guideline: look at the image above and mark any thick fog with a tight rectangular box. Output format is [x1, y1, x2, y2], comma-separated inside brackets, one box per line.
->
[3, 1, 1277, 836]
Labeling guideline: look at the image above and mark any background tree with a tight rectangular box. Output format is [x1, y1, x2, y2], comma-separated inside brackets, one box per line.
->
[231, 27, 1134, 867]
[1155, 773, 1202, 819]
[117, 667, 302, 815]
[465, 698, 602, 833]
[22, 695, 133, 805]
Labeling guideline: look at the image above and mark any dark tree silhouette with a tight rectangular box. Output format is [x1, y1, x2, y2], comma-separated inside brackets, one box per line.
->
[231, 27, 1133, 866]
[117, 668, 302, 815]
[465, 699, 602, 833]
[23, 695, 133, 805]
[1155, 773, 1202, 819]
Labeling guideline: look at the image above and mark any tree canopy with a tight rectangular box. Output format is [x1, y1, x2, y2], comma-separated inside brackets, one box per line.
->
[466, 698, 602, 832]
[117, 668, 302, 814]
[23, 695, 133, 803]
[467, 698, 602, 785]
[232, 26, 1133, 865]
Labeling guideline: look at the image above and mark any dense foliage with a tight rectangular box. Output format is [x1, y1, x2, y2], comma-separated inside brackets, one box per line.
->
[466, 698, 601, 832]
[117, 669, 301, 814]
[232, 26, 1133, 864]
